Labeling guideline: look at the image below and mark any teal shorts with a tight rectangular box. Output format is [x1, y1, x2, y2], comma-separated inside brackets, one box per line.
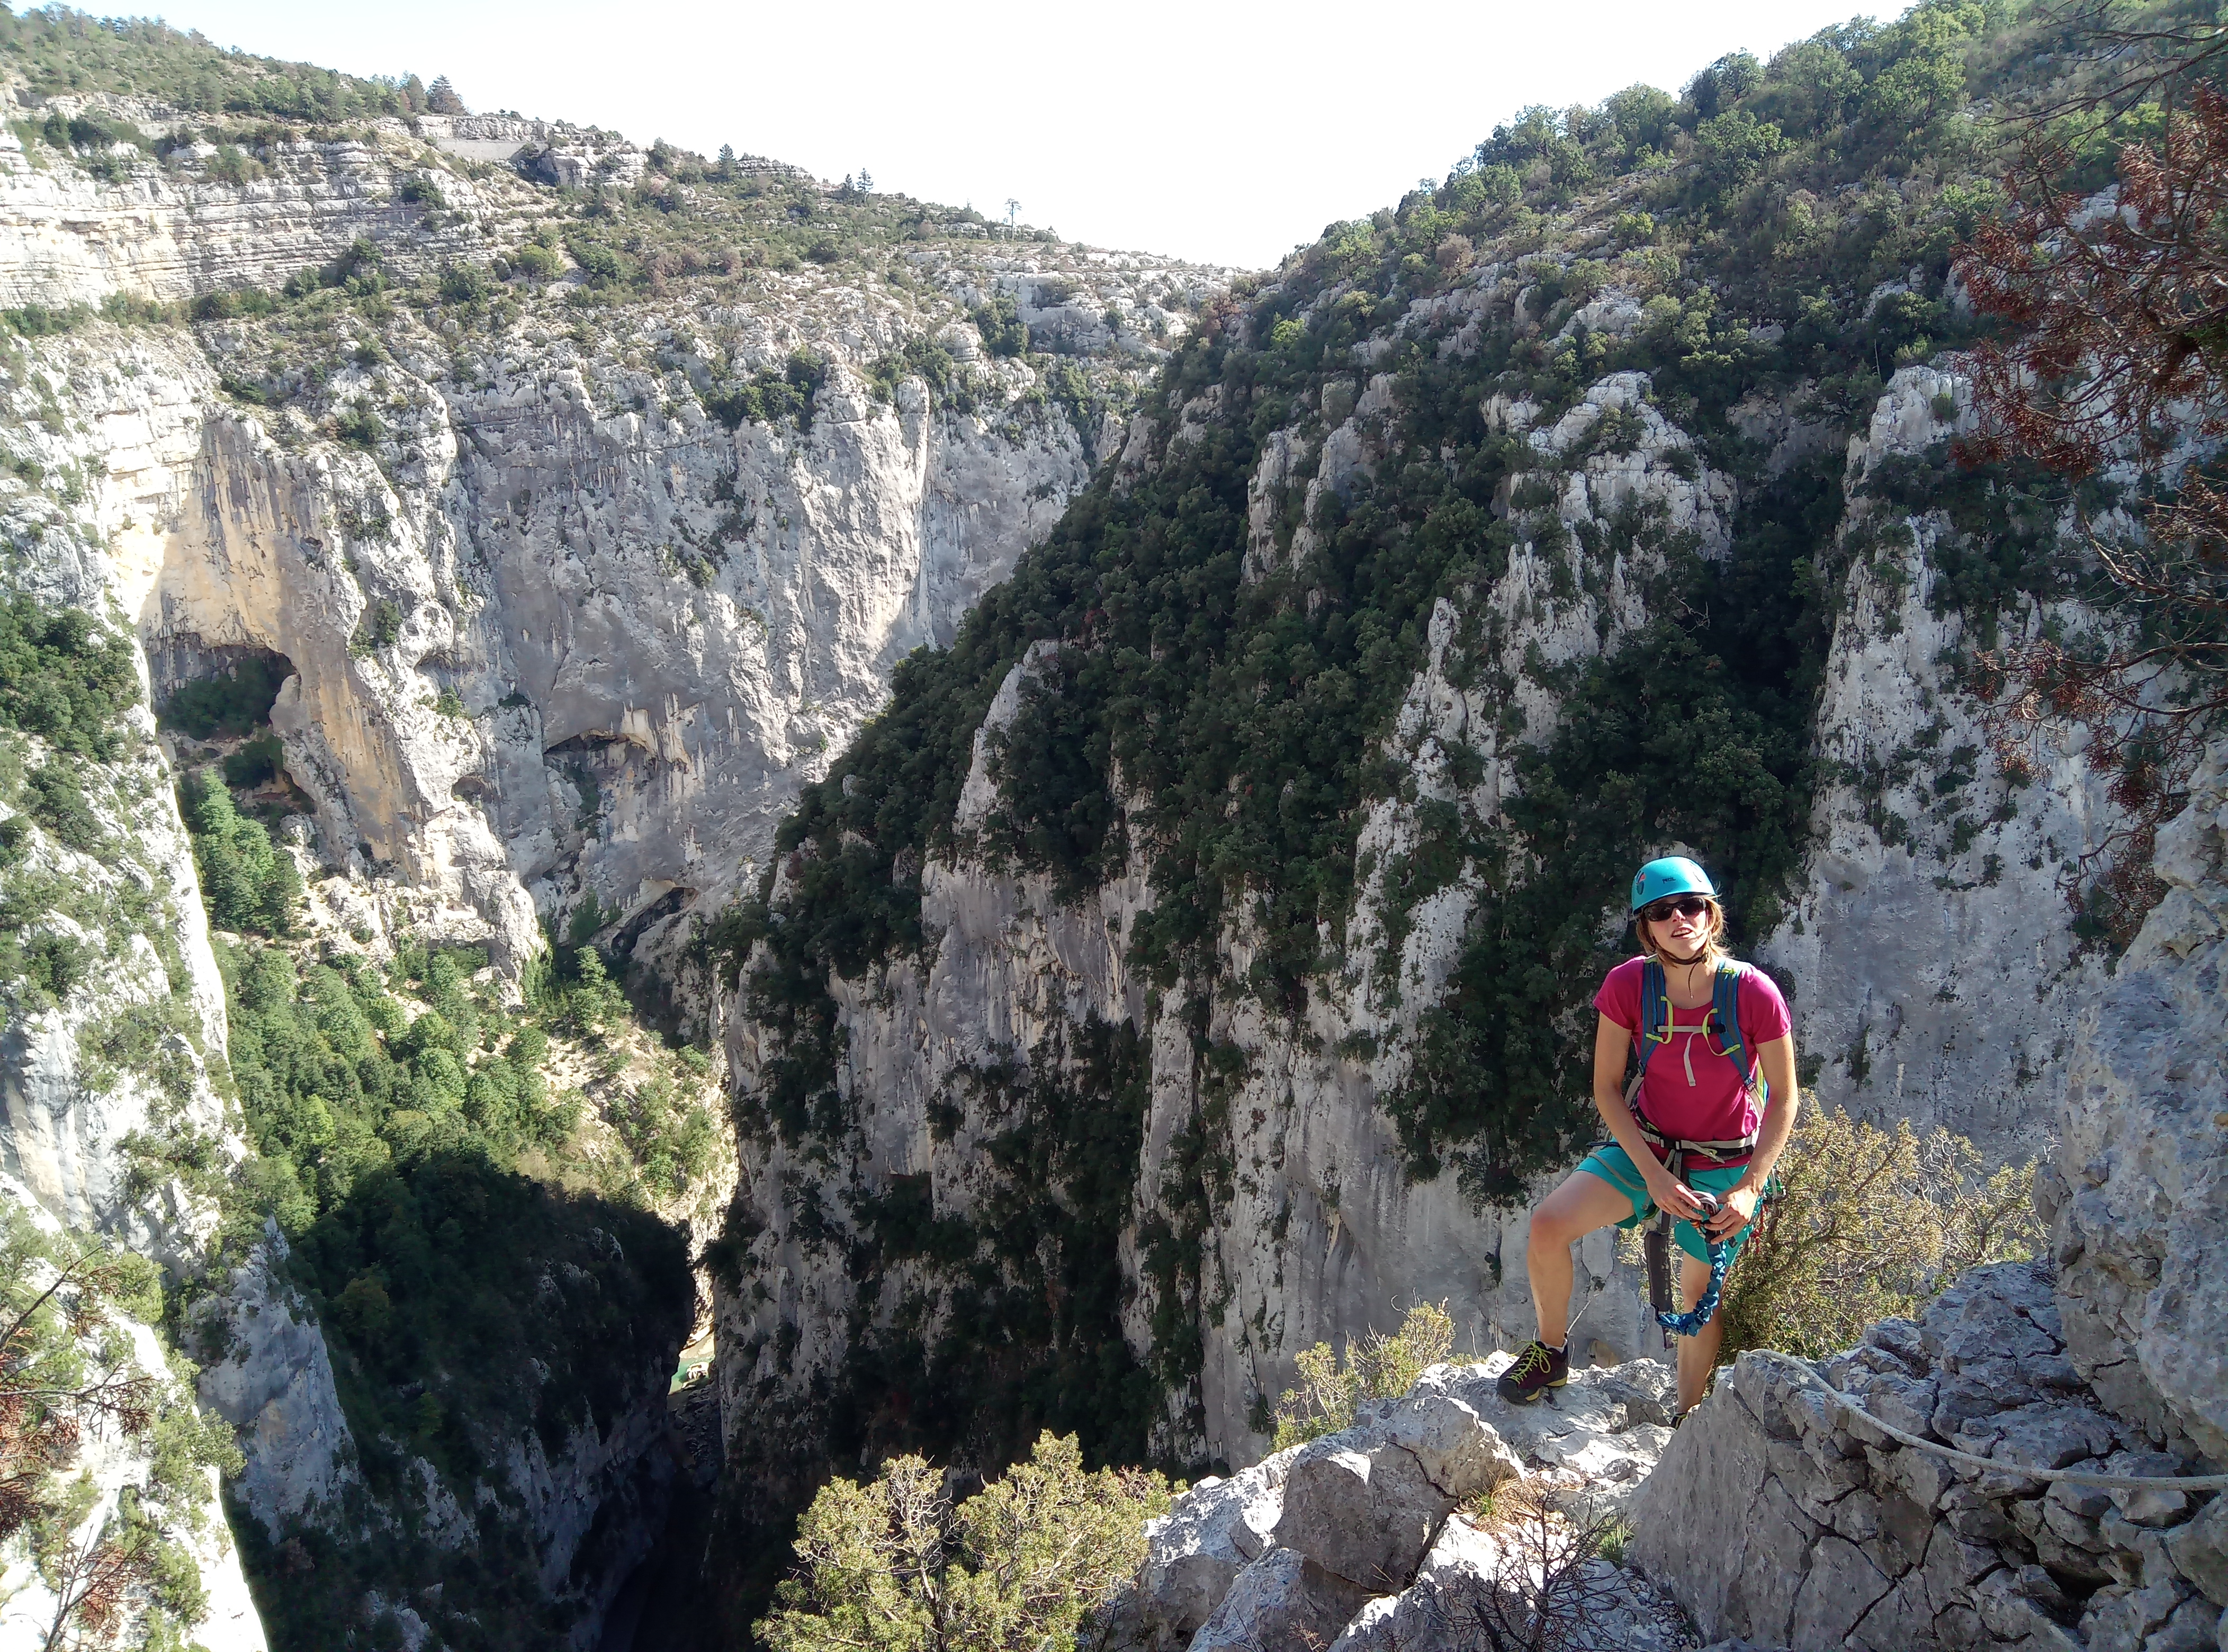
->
[1576, 1142, 1755, 1265]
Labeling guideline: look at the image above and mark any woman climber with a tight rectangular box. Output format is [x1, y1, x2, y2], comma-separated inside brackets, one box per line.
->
[1495, 856, 1801, 1421]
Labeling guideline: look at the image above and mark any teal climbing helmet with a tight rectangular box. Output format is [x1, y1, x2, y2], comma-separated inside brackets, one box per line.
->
[1630, 856, 1717, 914]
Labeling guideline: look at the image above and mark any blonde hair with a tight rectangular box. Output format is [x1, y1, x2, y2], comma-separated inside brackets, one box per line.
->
[1636, 896, 1732, 968]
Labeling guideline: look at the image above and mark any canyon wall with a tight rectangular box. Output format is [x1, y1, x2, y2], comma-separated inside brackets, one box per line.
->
[0, 76, 1222, 1649]
[714, 334, 2124, 1488]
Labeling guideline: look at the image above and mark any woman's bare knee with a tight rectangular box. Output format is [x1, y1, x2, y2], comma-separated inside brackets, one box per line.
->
[1531, 1176, 1622, 1251]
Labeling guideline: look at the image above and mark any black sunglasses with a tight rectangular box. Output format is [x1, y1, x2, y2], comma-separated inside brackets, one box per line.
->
[1639, 896, 1712, 924]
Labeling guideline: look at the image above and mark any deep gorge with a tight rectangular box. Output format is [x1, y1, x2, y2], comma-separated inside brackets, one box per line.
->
[1, 4, 2222, 1651]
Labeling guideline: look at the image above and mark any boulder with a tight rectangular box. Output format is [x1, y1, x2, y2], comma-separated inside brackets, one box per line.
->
[1378, 1390, 1524, 1501]
[1434, 1356, 1678, 1509]
[1186, 1548, 1373, 1652]
[1631, 1262, 2228, 1652]
[1130, 1457, 1288, 1646]
[2165, 1495, 2228, 1608]
[1273, 1434, 1456, 1591]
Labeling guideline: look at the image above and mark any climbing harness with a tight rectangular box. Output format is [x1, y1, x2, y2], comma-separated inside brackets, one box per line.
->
[1624, 958, 1771, 1340]
[1748, 1349, 2228, 1491]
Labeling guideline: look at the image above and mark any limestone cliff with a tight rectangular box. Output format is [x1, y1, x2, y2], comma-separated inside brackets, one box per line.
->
[0, 24, 1227, 1649]
[708, 13, 2169, 1600]
[714, 345, 2123, 1480]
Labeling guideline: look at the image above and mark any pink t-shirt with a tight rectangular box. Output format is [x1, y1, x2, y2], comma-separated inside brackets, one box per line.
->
[1594, 957, 1791, 1152]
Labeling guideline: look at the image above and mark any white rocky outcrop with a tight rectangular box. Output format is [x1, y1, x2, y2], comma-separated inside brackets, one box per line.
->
[1630, 1262, 2224, 1652]
[0, 1175, 268, 1652]
[190, 1231, 359, 1529]
[1159, 1259, 2225, 1651]
[2041, 743, 2228, 1464]
[1114, 1357, 1690, 1652]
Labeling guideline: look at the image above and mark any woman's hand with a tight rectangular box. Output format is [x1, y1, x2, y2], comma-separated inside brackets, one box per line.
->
[1646, 1169, 1710, 1224]
[1703, 1183, 1762, 1241]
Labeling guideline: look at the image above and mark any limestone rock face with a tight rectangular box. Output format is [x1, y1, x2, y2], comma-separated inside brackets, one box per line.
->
[1113, 1359, 1691, 1652]
[1274, 1433, 1458, 1591]
[1628, 1263, 2226, 1652]
[0, 91, 539, 306]
[1755, 365, 2118, 1165]
[4, 93, 1232, 1022]
[0, 1176, 268, 1652]
[192, 1232, 359, 1530]
[2044, 744, 2228, 1463]
[1185, 1549, 1374, 1652]
[1133, 1456, 1289, 1647]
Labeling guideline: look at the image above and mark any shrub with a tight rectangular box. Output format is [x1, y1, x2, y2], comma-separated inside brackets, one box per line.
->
[757, 1432, 1171, 1652]
[704, 349, 827, 431]
[204, 143, 260, 184]
[334, 404, 384, 450]
[221, 731, 286, 788]
[190, 285, 277, 321]
[437, 262, 493, 306]
[973, 292, 1028, 357]
[350, 599, 403, 657]
[0, 594, 141, 757]
[1717, 1108, 2043, 1362]
[26, 763, 107, 853]
[510, 241, 560, 280]
[1270, 1300, 1454, 1448]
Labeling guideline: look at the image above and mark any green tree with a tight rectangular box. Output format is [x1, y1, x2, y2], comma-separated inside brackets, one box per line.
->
[758, 1432, 1171, 1652]
[1270, 1301, 1454, 1448]
[0, 595, 140, 758]
[178, 773, 298, 936]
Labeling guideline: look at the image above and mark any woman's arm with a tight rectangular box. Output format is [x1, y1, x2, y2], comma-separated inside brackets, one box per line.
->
[1709, 1034, 1800, 1238]
[1592, 1014, 1707, 1221]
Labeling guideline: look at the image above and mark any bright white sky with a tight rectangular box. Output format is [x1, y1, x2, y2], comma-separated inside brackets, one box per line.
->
[156, 0, 1891, 268]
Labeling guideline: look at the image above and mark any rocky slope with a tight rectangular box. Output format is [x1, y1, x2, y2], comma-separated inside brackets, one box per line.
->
[1114, 1351, 1690, 1651]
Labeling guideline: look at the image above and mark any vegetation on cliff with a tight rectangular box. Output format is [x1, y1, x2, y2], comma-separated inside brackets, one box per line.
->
[698, 17, 2180, 1619]
[1, 1204, 243, 1652]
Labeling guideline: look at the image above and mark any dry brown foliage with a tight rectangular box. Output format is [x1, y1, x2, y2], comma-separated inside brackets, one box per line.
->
[1954, 65, 2228, 943]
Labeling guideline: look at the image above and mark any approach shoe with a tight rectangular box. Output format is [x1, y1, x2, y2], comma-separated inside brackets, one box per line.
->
[1495, 1340, 1569, 1405]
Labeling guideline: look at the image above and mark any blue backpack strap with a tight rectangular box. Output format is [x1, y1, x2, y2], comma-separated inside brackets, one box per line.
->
[1636, 959, 1669, 1077]
[1713, 962, 1765, 1101]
